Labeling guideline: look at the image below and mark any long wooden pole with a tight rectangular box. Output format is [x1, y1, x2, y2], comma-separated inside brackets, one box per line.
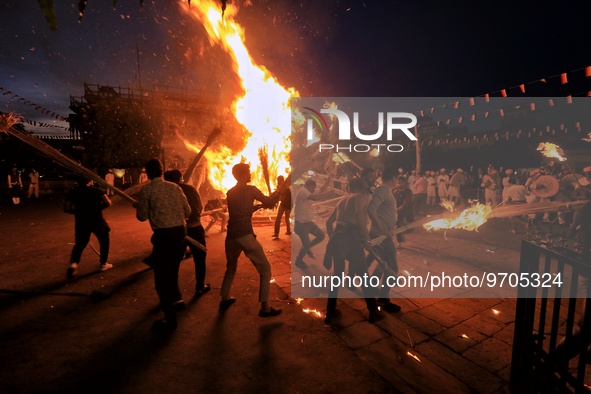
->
[4, 125, 207, 252]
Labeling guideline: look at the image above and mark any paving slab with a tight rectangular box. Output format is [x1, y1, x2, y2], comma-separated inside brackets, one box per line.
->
[415, 339, 507, 394]
[462, 337, 513, 374]
[357, 336, 472, 394]
[433, 323, 488, 353]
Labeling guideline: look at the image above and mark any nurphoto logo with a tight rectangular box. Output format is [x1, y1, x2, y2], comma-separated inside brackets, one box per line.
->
[303, 106, 417, 153]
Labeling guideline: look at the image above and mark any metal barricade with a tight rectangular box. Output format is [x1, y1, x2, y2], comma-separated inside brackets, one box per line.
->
[511, 240, 591, 393]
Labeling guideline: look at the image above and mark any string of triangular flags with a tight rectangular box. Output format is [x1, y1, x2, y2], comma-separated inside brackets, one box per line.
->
[24, 119, 72, 131]
[354, 65, 591, 133]
[36, 134, 78, 140]
[408, 65, 591, 123]
[0, 86, 68, 122]
[387, 122, 587, 151]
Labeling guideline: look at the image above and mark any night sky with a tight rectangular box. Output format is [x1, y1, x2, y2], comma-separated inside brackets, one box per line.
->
[1, 1, 591, 135]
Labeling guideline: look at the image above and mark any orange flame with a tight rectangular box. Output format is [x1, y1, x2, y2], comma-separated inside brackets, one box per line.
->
[439, 198, 455, 213]
[181, 1, 298, 192]
[423, 203, 493, 232]
[407, 351, 421, 362]
[537, 142, 567, 162]
[303, 308, 323, 318]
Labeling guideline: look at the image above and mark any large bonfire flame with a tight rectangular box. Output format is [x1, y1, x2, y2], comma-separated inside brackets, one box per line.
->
[180, 0, 298, 192]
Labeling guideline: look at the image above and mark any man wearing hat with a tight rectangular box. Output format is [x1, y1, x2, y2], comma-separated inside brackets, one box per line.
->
[481, 169, 499, 206]
[437, 168, 449, 202]
[448, 168, 466, 206]
[502, 169, 514, 188]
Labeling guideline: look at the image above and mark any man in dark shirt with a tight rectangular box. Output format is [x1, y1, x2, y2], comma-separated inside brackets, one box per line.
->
[64, 177, 112, 278]
[220, 163, 281, 317]
[164, 170, 209, 297]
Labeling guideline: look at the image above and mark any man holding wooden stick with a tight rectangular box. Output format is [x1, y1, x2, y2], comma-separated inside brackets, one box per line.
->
[64, 177, 112, 278]
[135, 158, 191, 331]
[220, 163, 282, 317]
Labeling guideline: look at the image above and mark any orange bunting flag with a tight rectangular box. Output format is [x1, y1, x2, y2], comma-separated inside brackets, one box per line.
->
[471, 114, 476, 121]
[485, 93, 490, 102]
[530, 102, 536, 111]
[548, 99, 554, 106]
[540, 78, 547, 83]
[566, 96, 572, 104]
[501, 89, 507, 97]
[499, 109, 504, 116]
[484, 111, 489, 118]
[519, 84, 525, 93]
[445, 118, 451, 125]
[458, 116, 463, 123]
[469, 97, 474, 106]
[586, 66, 591, 77]
[561, 73, 568, 84]
[454, 101, 459, 109]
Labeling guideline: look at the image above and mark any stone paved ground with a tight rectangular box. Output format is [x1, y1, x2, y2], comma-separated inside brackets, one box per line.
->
[0, 194, 560, 393]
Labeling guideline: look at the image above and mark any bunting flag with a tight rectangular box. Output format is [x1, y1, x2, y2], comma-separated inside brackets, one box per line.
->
[519, 84, 525, 93]
[1, 86, 69, 122]
[561, 73, 568, 84]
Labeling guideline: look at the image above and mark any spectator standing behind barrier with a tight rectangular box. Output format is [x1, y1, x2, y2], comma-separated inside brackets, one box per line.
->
[28, 168, 39, 199]
[8, 166, 22, 205]
[164, 170, 210, 297]
[64, 178, 112, 278]
[136, 159, 191, 331]
[219, 163, 282, 318]
[273, 175, 292, 238]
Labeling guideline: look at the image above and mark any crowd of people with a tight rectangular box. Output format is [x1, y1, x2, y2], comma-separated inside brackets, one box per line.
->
[64, 159, 284, 331]
[288, 161, 591, 324]
[24, 153, 589, 332]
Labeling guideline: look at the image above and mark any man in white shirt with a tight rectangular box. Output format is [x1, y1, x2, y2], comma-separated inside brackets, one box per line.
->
[293, 179, 326, 268]
[28, 168, 40, 198]
[105, 169, 115, 196]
